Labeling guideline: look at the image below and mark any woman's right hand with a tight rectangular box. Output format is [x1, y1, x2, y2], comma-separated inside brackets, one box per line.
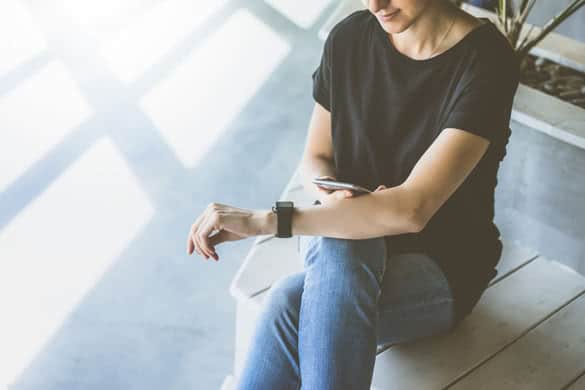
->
[314, 176, 388, 206]
[314, 175, 354, 206]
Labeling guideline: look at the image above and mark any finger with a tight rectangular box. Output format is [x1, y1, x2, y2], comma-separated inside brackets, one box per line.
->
[187, 235, 194, 255]
[202, 222, 219, 259]
[187, 230, 194, 255]
[187, 224, 201, 256]
[334, 190, 352, 199]
[188, 230, 203, 257]
[188, 213, 206, 255]
[315, 185, 333, 193]
[193, 219, 208, 259]
[191, 231, 205, 258]
[195, 206, 216, 259]
[197, 213, 218, 259]
[206, 230, 219, 259]
[208, 229, 229, 247]
[195, 234, 208, 259]
[194, 226, 209, 259]
[193, 233, 207, 259]
[208, 232, 227, 261]
[187, 229, 192, 254]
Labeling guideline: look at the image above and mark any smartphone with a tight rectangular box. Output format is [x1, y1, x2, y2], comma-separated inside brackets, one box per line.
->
[312, 178, 372, 194]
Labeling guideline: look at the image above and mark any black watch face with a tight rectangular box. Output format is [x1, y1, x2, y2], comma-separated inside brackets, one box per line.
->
[276, 201, 294, 208]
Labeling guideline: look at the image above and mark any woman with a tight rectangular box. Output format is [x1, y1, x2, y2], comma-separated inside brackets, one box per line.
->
[187, 0, 520, 388]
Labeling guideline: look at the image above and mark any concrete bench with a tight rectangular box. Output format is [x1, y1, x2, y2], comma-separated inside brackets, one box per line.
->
[220, 161, 585, 389]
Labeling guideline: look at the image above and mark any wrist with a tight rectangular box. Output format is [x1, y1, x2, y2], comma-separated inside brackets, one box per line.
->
[258, 209, 277, 236]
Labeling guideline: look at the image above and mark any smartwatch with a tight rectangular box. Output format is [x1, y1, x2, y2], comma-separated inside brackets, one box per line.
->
[271, 201, 294, 238]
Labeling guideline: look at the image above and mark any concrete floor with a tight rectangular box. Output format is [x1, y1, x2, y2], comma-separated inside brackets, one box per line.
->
[0, 0, 336, 389]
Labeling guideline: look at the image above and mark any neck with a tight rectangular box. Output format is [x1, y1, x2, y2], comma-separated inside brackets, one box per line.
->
[390, 1, 459, 60]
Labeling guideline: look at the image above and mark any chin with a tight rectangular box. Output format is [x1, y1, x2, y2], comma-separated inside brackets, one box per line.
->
[378, 20, 408, 34]
[375, 14, 410, 33]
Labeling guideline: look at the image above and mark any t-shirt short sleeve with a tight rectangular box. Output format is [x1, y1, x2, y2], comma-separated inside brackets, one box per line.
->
[441, 56, 520, 145]
[311, 32, 334, 112]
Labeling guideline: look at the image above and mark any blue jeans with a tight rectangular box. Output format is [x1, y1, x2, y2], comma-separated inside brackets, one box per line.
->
[235, 235, 458, 390]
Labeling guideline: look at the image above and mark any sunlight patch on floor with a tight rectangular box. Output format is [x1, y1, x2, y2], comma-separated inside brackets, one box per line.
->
[0, 0, 48, 76]
[0, 61, 91, 192]
[139, 8, 291, 168]
[263, 0, 333, 29]
[98, 0, 227, 83]
[0, 138, 154, 389]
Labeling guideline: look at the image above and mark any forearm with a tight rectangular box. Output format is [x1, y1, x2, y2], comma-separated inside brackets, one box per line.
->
[259, 185, 421, 239]
[299, 155, 337, 200]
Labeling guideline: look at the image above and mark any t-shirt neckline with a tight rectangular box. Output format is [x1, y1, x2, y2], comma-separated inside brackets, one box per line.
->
[374, 16, 494, 65]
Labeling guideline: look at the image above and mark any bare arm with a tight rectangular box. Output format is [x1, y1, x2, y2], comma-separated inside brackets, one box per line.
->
[263, 101, 421, 239]
[260, 125, 490, 239]
[288, 185, 419, 238]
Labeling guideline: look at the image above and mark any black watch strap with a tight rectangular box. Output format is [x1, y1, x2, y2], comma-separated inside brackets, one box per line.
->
[272, 201, 294, 238]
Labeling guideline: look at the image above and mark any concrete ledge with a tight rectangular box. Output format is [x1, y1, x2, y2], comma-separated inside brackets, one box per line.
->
[512, 83, 585, 150]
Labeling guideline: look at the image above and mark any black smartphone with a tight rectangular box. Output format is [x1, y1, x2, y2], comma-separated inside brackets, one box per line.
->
[311, 178, 372, 194]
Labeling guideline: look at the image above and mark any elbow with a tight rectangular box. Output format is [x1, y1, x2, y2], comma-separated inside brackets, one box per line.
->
[402, 188, 430, 234]
[376, 185, 428, 234]
[410, 195, 440, 233]
[409, 209, 428, 233]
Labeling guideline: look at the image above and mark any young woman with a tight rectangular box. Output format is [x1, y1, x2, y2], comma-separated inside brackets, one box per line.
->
[187, 0, 520, 388]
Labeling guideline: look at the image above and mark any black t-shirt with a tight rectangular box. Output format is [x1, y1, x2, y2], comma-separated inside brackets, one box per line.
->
[311, 10, 520, 323]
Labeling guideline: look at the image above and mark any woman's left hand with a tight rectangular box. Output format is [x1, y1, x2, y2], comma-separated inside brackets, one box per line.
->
[186, 203, 268, 261]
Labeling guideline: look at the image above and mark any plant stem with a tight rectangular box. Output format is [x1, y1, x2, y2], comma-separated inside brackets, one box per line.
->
[517, 0, 584, 63]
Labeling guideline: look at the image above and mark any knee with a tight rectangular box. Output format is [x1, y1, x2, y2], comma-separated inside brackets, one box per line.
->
[319, 236, 387, 259]
[263, 273, 304, 319]
[308, 236, 387, 284]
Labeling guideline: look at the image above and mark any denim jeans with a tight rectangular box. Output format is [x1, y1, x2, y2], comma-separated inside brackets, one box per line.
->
[235, 235, 458, 390]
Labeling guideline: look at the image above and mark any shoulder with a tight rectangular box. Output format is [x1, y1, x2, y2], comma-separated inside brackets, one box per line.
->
[455, 20, 520, 91]
[468, 21, 520, 81]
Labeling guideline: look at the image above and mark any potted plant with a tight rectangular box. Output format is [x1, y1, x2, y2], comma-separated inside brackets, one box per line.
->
[459, 0, 585, 108]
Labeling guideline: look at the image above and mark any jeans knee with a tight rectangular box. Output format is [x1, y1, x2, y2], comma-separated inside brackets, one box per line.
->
[309, 236, 387, 285]
[263, 273, 304, 320]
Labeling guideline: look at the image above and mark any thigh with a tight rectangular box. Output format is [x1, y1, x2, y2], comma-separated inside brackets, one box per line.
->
[376, 252, 457, 348]
[298, 235, 319, 265]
